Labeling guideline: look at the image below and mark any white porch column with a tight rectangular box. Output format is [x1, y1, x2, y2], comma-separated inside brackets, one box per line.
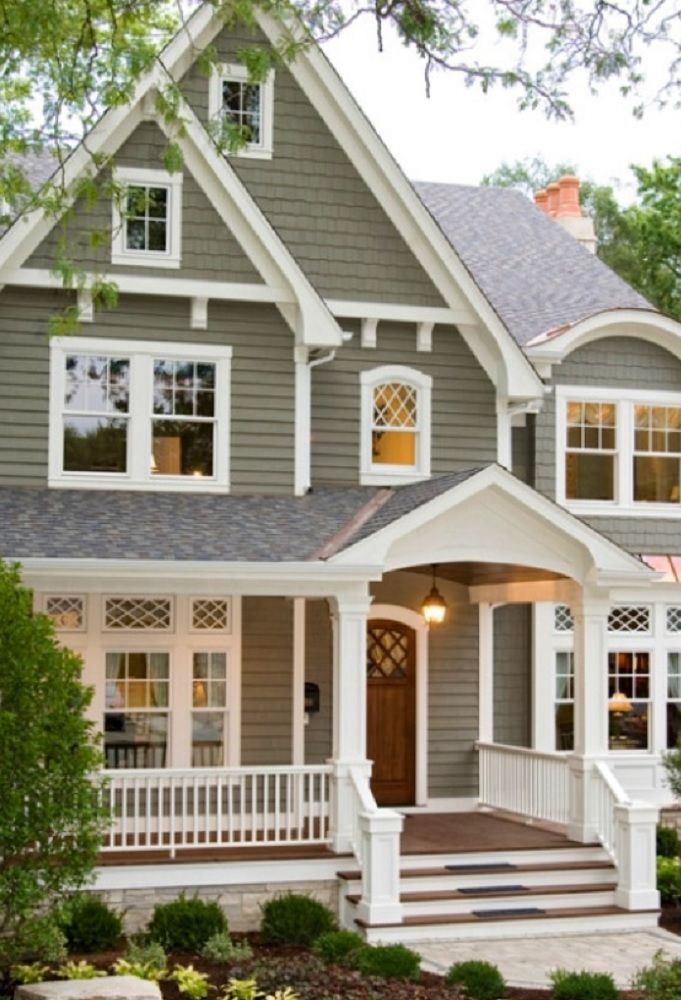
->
[613, 801, 660, 910]
[328, 592, 373, 853]
[567, 589, 610, 842]
[478, 603, 494, 743]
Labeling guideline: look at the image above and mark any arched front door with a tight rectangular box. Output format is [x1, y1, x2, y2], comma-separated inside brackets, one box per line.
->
[366, 619, 416, 806]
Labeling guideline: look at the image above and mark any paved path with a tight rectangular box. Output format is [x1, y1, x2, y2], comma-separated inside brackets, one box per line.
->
[417, 929, 681, 988]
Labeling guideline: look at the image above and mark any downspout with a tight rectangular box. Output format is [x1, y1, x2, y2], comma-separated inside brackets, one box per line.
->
[294, 340, 350, 496]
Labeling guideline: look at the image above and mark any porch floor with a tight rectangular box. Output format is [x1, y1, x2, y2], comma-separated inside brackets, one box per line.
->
[97, 810, 575, 866]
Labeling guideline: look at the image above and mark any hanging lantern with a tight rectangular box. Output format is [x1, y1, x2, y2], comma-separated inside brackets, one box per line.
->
[421, 564, 447, 625]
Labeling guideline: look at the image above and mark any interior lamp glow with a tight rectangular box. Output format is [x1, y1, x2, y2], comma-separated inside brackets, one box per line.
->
[421, 564, 447, 626]
[608, 691, 633, 715]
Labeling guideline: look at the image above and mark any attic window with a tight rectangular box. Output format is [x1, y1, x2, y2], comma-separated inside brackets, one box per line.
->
[360, 366, 432, 486]
[208, 63, 274, 160]
[111, 167, 182, 268]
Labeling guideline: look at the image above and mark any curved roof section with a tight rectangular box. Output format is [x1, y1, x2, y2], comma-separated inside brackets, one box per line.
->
[414, 181, 650, 346]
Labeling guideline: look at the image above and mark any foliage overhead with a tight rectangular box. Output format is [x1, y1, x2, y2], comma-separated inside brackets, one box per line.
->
[0, 560, 106, 975]
[483, 155, 681, 322]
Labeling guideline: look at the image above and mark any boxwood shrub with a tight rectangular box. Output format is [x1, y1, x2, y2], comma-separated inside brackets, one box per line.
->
[146, 895, 227, 953]
[59, 895, 123, 953]
[550, 969, 618, 1000]
[260, 894, 336, 946]
[353, 943, 421, 981]
[446, 959, 507, 999]
[312, 930, 364, 965]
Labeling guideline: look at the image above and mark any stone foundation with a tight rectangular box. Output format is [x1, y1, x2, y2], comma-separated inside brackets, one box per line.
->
[100, 879, 339, 934]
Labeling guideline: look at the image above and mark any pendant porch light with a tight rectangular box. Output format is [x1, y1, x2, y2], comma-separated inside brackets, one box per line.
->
[421, 564, 448, 626]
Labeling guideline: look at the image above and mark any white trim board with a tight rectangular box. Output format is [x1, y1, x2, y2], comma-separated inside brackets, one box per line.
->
[94, 854, 343, 891]
[527, 309, 681, 367]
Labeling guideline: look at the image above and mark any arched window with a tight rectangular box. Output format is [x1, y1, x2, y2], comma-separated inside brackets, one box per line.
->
[360, 366, 432, 484]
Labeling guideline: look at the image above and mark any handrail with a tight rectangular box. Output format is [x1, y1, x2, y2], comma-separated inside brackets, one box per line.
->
[477, 740, 570, 826]
[102, 764, 332, 778]
[476, 740, 567, 763]
[591, 760, 631, 861]
[594, 760, 631, 805]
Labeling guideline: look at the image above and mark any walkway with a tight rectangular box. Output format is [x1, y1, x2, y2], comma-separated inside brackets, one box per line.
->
[417, 928, 681, 988]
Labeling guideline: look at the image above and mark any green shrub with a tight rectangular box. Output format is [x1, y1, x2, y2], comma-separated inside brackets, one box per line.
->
[10, 964, 50, 985]
[353, 943, 421, 981]
[632, 950, 681, 1000]
[657, 825, 681, 858]
[446, 960, 507, 999]
[200, 932, 252, 963]
[59, 895, 123, 953]
[550, 968, 618, 1000]
[0, 916, 67, 969]
[125, 940, 168, 969]
[147, 895, 227, 953]
[260, 894, 336, 946]
[313, 930, 364, 965]
[57, 961, 105, 980]
[657, 856, 681, 903]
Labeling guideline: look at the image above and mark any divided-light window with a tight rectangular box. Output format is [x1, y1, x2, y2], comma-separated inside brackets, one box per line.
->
[111, 167, 182, 268]
[360, 366, 432, 485]
[558, 387, 681, 511]
[49, 338, 231, 491]
[208, 63, 274, 159]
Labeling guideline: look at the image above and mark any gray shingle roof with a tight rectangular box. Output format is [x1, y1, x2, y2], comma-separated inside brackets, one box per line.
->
[0, 472, 483, 563]
[414, 181, 651, 345]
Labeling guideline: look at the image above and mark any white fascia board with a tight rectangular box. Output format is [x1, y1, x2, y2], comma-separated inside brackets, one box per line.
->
[526, 309, 681, 363]
[255, 10, 543, 400]
[328, 463, 656, 582]
[327, 300, 475, 325]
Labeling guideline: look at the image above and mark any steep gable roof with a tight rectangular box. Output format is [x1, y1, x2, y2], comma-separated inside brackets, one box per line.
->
[414, 181, 651, 346]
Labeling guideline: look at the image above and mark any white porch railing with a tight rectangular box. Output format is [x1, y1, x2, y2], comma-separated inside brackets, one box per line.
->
[477, 741, 570, 825]
[100, 764, 332, 855]
[591, 760, 630, 860]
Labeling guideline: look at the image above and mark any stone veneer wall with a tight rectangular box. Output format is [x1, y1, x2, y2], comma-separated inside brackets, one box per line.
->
[99, 880, 338, 934]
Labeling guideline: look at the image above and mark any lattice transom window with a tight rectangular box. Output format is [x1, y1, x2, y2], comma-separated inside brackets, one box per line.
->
[554, 605, 574, 633]
[361, 366, 432, 483]
[668, 607, 681, 633]
[104, 597, 172, 631]
[608, 605, 651, 633]
[372, 382, 418, 467]
[367, 626, 409, 679]
[45, 595, 85, 631]
[191, 599, 230, 632]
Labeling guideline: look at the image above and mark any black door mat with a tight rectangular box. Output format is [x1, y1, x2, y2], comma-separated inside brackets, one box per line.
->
[459, 885, 528, 894]
[446, 862, 516, 871]
[473, 907, 545, 918]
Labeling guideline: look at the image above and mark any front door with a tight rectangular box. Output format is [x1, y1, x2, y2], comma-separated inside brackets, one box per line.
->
[366, 619, 416, 806]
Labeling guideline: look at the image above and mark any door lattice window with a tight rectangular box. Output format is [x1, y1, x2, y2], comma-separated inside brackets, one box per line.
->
[667, 607, 681, 633]
[367, 626, 409, 679]
[45, 595, 85, 631]
[104, 597, 172, 630]
[608, 605, 651, 633]
[191, 598, 230, 632]
[554, 605, 574, 633]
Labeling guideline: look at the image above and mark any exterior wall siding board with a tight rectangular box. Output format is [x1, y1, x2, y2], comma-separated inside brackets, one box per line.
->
[241, 596, 293, 766]
[181, 26, 445, 306]
[304, 599, 333, 764]
[27, 122, 263, 283]
[311, 323, 497, 485]
[493, 604, 531, 747]
[0, 288, 294, 492]
[536, 336, 681, 553]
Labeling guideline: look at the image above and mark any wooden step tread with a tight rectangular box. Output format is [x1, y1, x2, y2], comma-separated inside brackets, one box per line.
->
[345, 882, 615, 906]
[337, 859, 615, 881]
[355, 905, 659, 930]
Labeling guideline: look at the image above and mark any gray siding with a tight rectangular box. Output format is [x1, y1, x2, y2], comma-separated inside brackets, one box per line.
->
[511, 420, 533, 486]
[311, 322, 497, 486]
[536, 336, 681, 553]
[241, 597, 293, 765]
[181, 26, 445, 306]
[304, 599, 333, 764]
[493, 604, 531, 747]
[27, 122, 262, 283]
[0, 288, 295, 492]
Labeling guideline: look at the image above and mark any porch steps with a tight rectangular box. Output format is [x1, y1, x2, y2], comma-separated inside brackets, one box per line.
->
[338, 844, 659, 942]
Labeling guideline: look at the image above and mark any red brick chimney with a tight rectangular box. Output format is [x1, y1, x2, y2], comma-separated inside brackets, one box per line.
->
[534, 175, 597, 253]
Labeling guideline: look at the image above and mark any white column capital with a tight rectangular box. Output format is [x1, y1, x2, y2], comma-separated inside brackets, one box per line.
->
[328, 593, 374, 618]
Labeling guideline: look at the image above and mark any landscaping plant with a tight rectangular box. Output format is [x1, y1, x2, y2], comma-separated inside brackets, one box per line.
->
[201, 932, 253, 963]
[222, 980, 262, 1000]
[59, 894, 123, 952]
[445, 959, 507, 1000]
[125, 939, 168, 970]
[632, 950, 681, 1000]
[353, 943, 421, 981]
[147, 894, 227, 953]
[657, 825, 681, 858]
[312, 929, 364, 965]
[112, 957, 166, 983]
[550, 968, 618, 1000]
[57, 960, 106, 980]
[0, 561, 107, 977]
[171, 964, 212, 999]
[656, 856, 681, 904]
[260, 894, 336, 946]
[10, 964, 50, 985]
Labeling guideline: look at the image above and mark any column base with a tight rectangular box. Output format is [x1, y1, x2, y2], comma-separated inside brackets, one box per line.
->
[614, 887, 660, 911]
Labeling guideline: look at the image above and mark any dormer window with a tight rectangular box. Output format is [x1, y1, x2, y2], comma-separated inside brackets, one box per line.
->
[360, 366, 432, 485]
[111, 167, 182, 268]
[208, 63, 274, 160]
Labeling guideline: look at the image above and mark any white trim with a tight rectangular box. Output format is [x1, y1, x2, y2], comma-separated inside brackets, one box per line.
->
[111, 166, 182, 268]
[359, 365, 432, 486]
[478, 603, 494, 743]
[190, 297, 208, 330]
[369, 603, 428, 806]
[361, 318, 378, 349]
[527, 309, 681, 365]
[292, 598, 306, 765]
[556, 384, 681, 516]
[94, 854, 340, 891]
[48, 335, 231, 492]
[327, 300, 473, 325]
[208, 63, 274, 160]
[416, 322, 434, 353]
[496, 395, 511, 470]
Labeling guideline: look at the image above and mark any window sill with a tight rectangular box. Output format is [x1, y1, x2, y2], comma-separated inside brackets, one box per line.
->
[49, 476, 231, 494]
[360, 470, 429, 487]
[228, 146, 273, 161]
[563, 501, 681, 518]
[111, 252, 181, 269]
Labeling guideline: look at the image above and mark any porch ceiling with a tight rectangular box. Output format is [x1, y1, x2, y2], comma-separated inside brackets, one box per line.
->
[409, 561, 567, 587]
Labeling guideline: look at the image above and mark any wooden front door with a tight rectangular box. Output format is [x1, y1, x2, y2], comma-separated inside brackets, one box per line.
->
[366, 619, 416, 806]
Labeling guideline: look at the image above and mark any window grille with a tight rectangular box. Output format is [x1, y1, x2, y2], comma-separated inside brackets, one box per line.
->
[607, 606, 651, 633]
[45, 595, 85, 631]
[668, 607, 681, 633]
[104, 597, 172, 631]
[554, 605, 574, 632]
[191, 598, 230, 632]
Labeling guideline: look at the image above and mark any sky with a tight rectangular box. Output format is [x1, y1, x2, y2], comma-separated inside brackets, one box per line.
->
[323, 18, 679, 201]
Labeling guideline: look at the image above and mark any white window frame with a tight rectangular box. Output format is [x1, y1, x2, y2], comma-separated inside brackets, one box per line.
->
[111, 166, 183, 268]
[667, 648, 681, 749]
[208, 63, 274, 160]
[360, 365, 432, 486]
[49, 336, 231, 492]
[556, 385, 681, 516]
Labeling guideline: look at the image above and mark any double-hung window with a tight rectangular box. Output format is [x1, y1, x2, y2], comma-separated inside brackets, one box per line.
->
[111, 167, 182, 268]
[360, 366, 432, 485]
[50, 338, 231, 491]
[208, 63, 274, 159]
[557, 386, 681, 513]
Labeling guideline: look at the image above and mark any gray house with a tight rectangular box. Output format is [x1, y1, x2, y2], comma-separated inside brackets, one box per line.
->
[0, 2, 678, 941]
